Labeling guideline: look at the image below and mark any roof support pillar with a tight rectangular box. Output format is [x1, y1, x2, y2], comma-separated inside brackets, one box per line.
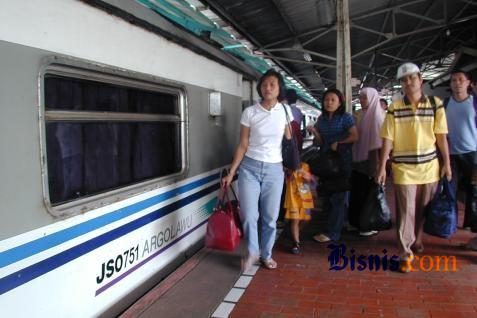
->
[336, 0, 352, 112]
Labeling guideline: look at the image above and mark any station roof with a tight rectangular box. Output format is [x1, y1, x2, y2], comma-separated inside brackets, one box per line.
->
[197, 0, 477, 101]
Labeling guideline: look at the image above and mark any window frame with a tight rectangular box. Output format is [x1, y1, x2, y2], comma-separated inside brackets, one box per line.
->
[39, 57, 189, 218]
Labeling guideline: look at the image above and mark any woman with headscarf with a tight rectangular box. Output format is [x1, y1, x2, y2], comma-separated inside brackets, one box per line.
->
[348, 87, 386, 236]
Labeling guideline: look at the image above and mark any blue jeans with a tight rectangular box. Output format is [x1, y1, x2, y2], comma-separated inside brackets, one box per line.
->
[238, 156, 284, 260]
[325, 191, 348, 241]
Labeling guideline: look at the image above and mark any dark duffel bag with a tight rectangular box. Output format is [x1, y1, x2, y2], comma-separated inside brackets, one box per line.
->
[424, 178, 457, 238]
[359, 183, 392, 231]
[302, 147, 343, 178]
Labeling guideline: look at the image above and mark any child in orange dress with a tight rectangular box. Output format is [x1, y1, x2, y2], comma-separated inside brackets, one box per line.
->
[284, 162, 315, 254]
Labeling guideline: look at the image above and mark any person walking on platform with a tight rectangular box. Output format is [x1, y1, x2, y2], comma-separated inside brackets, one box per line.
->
[284, 162, 315, 254]
[277, 88, 304, 229]
[349, 87, 385, 236]
[463, 73, 477, 251]
[307, 88, 358, 242]
[472, 71, 477, 109]
[445, 70, 477, 231]
[222, 69, 292, 271]
[286, 88, 304, 151]
[376, 62, 452, 273]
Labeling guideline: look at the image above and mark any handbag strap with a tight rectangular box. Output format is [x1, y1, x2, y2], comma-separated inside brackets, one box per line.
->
[229, 184, 239, 204]
[223, 168, 239, 206]
[441, 177, 456, 201]
[215, 187, 234, 212]
[281, 104, 295, 139]
[216, 168, 235, 212]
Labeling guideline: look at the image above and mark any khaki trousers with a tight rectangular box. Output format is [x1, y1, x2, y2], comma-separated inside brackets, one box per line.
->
[394, 182, 438, 259]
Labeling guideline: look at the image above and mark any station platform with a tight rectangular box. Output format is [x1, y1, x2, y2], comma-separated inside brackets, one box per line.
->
[121, 183, 477, 318]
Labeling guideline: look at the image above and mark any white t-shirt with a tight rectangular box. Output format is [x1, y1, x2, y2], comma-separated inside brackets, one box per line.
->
[240, 102, 293, 163]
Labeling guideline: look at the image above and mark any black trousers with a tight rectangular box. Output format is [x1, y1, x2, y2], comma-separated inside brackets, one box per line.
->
[348, 170, 374, 230]
[450, 152, 477, 231]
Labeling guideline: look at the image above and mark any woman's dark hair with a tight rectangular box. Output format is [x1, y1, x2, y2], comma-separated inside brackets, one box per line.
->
[321, 88, 346, 116]
[256, 69, 286, 101]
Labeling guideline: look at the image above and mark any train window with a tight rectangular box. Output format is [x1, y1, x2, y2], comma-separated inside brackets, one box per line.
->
[45, 76, 178, 115]
[43, 73, 184, 206]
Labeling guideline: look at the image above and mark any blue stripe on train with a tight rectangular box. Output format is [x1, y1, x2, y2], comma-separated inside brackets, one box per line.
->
[0, 182, 220, 295]
[0, 173, 219, 268]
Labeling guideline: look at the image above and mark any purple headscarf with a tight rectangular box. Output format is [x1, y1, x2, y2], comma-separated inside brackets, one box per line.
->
[353, 87, 385, 162]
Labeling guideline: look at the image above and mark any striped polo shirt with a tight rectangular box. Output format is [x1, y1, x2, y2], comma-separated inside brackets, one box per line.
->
[380, 95, 448, 184]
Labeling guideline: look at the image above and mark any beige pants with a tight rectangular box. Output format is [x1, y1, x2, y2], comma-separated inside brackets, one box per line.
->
[394, 182, 438, 259]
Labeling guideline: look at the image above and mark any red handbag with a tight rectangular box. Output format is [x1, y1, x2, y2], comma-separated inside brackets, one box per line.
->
[205, 186, 242, 251]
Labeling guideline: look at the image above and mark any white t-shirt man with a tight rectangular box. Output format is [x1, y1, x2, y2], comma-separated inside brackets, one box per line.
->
[240, 102, 293, 163]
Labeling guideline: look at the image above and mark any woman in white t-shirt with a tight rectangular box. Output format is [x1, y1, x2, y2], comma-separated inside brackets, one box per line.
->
[222, 69, 292, 271]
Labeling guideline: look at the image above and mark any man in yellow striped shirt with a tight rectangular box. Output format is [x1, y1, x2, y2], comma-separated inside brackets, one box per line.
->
[376, 62, 452, 272]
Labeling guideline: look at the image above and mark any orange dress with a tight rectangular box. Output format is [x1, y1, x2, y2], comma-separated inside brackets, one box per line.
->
[284, 162, 314, 221]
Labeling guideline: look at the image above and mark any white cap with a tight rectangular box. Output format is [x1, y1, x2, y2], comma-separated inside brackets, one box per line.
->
[396, 63, 420, 80]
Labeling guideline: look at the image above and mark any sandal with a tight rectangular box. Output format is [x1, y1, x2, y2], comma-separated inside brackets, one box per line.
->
[242, 255, 260, 273]
[312, 233, 331, 243]
[291, 242, 301, 255]
[261, 258, 278, 270]
[411, 243, 424, 253]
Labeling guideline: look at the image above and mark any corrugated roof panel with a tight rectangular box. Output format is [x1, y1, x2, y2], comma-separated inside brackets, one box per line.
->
[196, 0, 477, 100]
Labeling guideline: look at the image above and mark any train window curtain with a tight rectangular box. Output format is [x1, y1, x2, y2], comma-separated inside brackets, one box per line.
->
[44, 75, 182, 205]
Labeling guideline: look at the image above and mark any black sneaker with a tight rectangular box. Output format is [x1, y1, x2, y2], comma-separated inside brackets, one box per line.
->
[291, 242, 301, 254]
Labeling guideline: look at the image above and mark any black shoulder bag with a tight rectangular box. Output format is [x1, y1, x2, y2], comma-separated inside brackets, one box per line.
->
[281, 104, 300, 170]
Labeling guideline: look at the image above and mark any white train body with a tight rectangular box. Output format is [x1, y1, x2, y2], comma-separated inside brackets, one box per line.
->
[0, 0, 257, 316]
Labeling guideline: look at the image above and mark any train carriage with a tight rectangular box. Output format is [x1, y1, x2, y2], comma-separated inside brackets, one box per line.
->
[0, 0, 259, 316]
